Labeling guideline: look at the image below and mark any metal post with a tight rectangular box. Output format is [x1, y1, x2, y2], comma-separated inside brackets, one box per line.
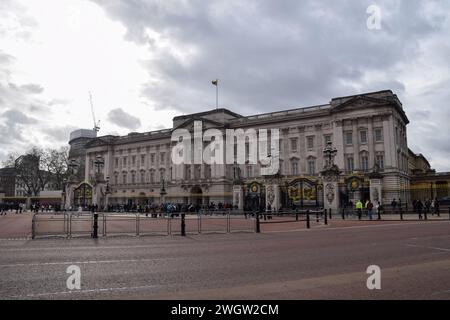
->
[256, 211, 260, 233]
[448, 207, 450, 220]
[136, 213, 139, 236]
[306, 210, 310, 229]
[329, 208, 332, 220]
[296, 211, 299, 221]
[324, 208, 328, 225]
[92, 212, 98, 238]
[31, 214, 36, 239]
[316, 210, 319, 223]
[400, 207, 403, 220]
[342, 208, 345, 220]
[181, 213, 186, 236]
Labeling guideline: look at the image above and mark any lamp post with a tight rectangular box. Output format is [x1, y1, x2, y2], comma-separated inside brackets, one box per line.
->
[65, 159, 79, 210]
[320, 141, 340, 214]
[323, 141, 338, 170]
[160, 178, 167, 217]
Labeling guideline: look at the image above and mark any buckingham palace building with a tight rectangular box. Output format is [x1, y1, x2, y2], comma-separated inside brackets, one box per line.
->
[66, 90, 448, 211]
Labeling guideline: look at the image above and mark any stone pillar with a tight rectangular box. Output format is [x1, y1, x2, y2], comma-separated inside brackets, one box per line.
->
[265, 184, 280, 212]
[369, 169, 383, 204]
[323, 178, 340, 211]
[321, 167, 341, 211]
[232, 185, 243, 210]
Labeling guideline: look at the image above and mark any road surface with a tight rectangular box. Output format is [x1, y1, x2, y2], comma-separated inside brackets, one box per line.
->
[0, 220, 449, 299]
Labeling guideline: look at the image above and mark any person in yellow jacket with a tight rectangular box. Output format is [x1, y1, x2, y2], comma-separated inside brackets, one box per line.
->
[356, 200, 363, 220]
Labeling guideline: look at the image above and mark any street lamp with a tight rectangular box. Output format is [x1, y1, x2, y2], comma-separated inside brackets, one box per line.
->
[94, 155, 105, 178]
[160, 178, 167, 217]
[323, 141, 338, 169]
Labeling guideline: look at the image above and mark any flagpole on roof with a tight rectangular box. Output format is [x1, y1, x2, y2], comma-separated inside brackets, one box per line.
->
[212, 79, 219, 109]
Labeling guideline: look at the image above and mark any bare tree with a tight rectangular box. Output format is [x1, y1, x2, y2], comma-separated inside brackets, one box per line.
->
[43, 147, 69, 190]
[13, 147, 48, 197]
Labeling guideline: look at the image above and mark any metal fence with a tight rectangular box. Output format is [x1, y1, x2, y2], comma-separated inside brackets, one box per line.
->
[31, 212, 256, 239]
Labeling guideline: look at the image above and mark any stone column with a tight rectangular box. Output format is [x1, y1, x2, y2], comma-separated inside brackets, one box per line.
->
[369, 168, 383, 204]
[321, 167, 341, 211]
[232, 185, 243, 210]
[265, 184, 280, 212]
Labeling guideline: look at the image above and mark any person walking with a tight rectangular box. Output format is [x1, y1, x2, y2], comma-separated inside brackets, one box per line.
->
[416, 200, 424, 219]
[356, 200, 363, 220]
[434, 198, 440, 217]
[391, 198, 397, 213]
[367, 200, 374, 220]
[376, 201, 383, 220]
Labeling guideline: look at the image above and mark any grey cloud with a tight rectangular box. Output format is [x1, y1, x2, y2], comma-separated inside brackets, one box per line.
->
[93, 0, 448, 113]
[20, 83, 44, 94]
[43, 126, 77, 142]
[93, 0, 450, 171]
[2, 109, 36, 124]
[107, 108, 142, 130]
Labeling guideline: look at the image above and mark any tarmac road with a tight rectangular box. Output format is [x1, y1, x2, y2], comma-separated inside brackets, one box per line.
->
[0, 220, 449, 299]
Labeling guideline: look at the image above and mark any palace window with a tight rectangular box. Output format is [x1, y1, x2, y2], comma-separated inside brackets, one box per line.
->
[290, 138, 298, 152]
[346, 156, 354, 172]
[374, 128, 383, 142]
[205, 165, 212, 179]
[185, 165, 191, 180]
[307, 136, 315, 149]
[308, 158, 316, 175]
[324, 135, 332, 145]
[246, 165, 252, 178]
[150, 171, 155, 184]
[150, 154, 155, 165]
[376, 154, 384, 169]
[291, 161, 298, 175]
[345, 132, 353, 145]
[122, 173, 127, 184]
[141, 155, 145, 166]
[361, 154, 369, 172]
[360, 130, 368, 144]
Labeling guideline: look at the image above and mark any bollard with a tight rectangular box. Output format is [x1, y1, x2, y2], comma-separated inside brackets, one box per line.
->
[324, 209, 328, 225]
[316, 210, 319, 223]
[329, 208, 332, 220]
[296, 211, 299, 221]
[448, 207, 450, 220]
[342, 208, 345, 220]
[400, 208, 403, 220]
[92, 212, 98, 239]
[181, 213, 186, 236]
[424, 210, 428, 221]
[256, 211, 261, 233]
[306, 210, 310, 229]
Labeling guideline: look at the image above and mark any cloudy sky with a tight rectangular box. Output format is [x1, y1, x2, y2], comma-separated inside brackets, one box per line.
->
[0, 0, 449, 170]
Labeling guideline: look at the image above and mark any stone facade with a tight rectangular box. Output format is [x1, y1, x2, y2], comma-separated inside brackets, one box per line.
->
[69, 90, 422, 209]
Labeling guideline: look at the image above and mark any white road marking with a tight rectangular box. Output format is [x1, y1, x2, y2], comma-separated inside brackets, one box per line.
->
[9, 284, 159, 298]
[404, 244, 450, 252]
[264, 220, 450, 233]
[0, 257, 176, 268]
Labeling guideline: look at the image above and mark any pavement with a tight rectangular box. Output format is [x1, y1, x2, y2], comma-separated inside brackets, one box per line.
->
[0, 219, 449, 299]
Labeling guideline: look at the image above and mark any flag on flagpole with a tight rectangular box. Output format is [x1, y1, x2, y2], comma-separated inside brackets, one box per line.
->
[212, 79, 218, 86]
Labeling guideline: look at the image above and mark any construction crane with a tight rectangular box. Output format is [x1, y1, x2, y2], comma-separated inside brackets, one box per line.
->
[89, 91, 101, 133]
